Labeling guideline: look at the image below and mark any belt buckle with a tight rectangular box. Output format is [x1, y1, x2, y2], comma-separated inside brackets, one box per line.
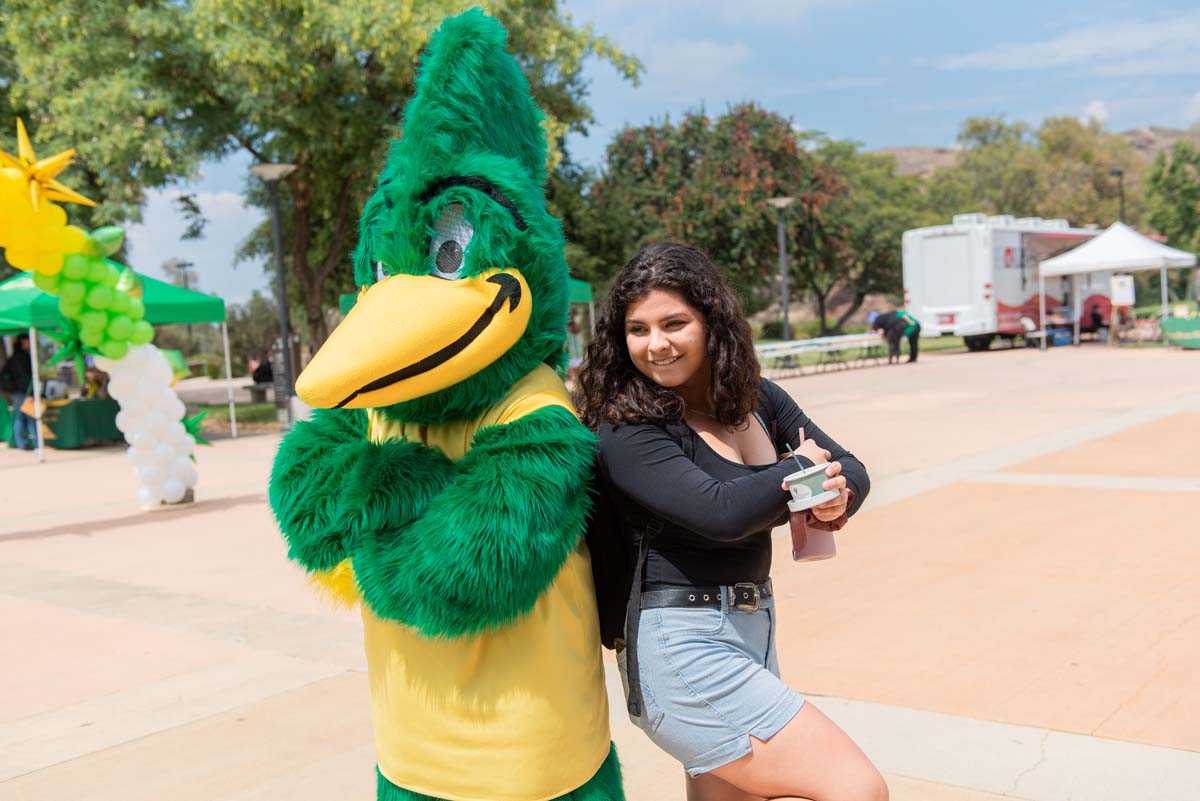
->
[731, 582, 760, 612]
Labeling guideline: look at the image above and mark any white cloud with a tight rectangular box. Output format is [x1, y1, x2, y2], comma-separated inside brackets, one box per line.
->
[934, 13, 1200, 76]
[591, 0, 856, 25]
[640, 39, 754, 101]
[123, 188, 268, 306]
[1081, 99, 1109, 125]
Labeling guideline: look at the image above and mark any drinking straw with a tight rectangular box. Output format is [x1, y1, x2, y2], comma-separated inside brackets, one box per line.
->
[783, 441, 805, 470]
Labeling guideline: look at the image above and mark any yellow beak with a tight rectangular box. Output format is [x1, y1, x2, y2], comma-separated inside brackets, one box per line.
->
[295, 268, 531, 409]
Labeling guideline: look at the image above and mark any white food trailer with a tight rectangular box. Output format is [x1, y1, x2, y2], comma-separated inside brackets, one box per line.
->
[902, 214, 1105, 350]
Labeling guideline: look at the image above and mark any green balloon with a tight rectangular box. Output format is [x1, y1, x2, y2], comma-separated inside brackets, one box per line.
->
[59, 280, 86, 304]
[100, 340, 128, 360]
[33, 271, 61, 292]
[87, 261, 109, 284]
[109, 291, 131, 314]
[127, 297, 145, 320]
[80, 311, 108, 332]
[106, 315, 134, 341]
[62, 254, 90, 281]
[58, 297, 83, 318]
[86, 285, 114, 310]
[103, 263, 121, 288]
[130, 320, 154, 345]
[80, 328, 104, 348]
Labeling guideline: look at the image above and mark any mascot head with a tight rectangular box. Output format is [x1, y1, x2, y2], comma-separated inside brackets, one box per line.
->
[295, 9, 569, 423]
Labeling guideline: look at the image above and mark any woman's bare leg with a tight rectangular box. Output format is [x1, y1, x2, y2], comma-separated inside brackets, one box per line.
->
[686, 770, 765, 801]
[706, 703, 888, 801]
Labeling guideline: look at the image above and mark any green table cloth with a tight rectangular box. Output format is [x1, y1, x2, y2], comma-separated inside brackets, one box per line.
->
[6, 397, 122, 449]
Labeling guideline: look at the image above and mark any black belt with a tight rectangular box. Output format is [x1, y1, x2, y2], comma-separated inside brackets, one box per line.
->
[641, 579, 773, 612]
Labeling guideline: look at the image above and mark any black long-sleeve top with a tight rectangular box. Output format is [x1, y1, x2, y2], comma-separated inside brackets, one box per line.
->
[598, 378, 869, 586]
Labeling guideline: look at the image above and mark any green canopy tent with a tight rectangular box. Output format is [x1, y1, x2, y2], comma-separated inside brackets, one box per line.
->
[337, 276, 594, 316]
[0, 267, 239, 454]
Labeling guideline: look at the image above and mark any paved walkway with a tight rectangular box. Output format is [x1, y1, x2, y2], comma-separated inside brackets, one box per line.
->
[2, 345, 1198, 800]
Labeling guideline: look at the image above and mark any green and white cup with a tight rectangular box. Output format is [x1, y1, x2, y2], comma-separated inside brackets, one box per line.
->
[784, 463, 840, 513]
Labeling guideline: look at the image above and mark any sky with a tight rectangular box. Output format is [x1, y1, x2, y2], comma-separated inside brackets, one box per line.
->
[123, 0, 1200, 305]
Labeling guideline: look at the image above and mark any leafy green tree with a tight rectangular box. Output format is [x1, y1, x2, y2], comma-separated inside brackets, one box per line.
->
[927, 117, 1041, 219]
[1147, 141, 1200, 302]
[587, 103, 833, 305]
[804, 140, 933, 334]
[1147, 141, 1200, 252]
[227, 290, 281, 375]
[3, 0, 639, 347]
[1035, 116, 1142, 226]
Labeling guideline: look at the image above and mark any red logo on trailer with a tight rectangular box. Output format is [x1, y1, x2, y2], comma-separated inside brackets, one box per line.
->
[1003, 247, 1014, 269]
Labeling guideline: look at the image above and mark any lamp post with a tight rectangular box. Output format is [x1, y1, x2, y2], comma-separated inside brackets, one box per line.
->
[1109, 168, 1125, 223]
[767, 197, 795, 341]
[249, 162, 298, 424]
[163, 258, 196, 337]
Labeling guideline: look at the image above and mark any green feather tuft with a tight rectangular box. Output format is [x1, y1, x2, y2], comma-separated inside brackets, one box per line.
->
[351, 405, 597, 637]
[350, 10, 569, 424]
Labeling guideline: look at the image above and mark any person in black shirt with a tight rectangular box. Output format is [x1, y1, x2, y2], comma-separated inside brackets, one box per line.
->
[2, 334, 36, 451]
[575, 244, 884, 801]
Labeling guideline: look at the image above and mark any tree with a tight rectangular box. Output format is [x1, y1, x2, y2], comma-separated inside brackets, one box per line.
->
[587, 103, 834, 306]
[1035, 116, 1142, 227]
[3, 1, 640, 348]
[803, 140, 933, 334]
[1147, 141, 1200, 302]
[927, 117, 1041, 219]
[226, 290, 281, 374]
[1147, 141, 1200, 252]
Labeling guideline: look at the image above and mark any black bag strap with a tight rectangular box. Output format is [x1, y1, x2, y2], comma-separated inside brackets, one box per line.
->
[623, 515, 662, 716]
[623, 420, 693, 716]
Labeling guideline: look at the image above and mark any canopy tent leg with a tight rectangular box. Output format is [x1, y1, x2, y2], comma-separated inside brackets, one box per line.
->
[1161, 266, 1170, 347]
[1073, 274, 1081, 346]
[29, 326, 45, 463]
[1039, 275, 1047, 351]
[221, 321, 237, 438]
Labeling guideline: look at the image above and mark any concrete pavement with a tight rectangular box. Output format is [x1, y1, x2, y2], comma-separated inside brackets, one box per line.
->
[2, 344, 1199, 800]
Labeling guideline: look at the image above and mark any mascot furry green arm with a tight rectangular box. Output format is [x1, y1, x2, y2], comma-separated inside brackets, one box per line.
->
[267, 9, 625, 801]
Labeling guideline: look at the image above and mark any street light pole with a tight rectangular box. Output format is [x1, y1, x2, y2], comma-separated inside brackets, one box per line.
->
[249, 162, 298, 424]
[767, 197, 795, 341]
[1109, 168, 1125, 223]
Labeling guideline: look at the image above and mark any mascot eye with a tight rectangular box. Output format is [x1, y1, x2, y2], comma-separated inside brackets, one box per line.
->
[429, 203, 474, 280]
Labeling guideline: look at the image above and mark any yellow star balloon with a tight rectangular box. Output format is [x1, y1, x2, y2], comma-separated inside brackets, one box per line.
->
[0, 117, 95, 209]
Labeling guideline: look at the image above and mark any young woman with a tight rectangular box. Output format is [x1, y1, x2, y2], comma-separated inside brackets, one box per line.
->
[576, 243, 886, 801]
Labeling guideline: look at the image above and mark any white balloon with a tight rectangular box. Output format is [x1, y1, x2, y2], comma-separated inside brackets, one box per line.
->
[137, 463, 165, 484]
[172, 461, 199, 488]
[138, 485, 164, 507]
[161, 479, 186, 504]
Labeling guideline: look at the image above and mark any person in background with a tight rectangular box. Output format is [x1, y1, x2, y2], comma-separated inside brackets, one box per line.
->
[252, 351, 274, 384]
[83, 365, 110, 399]
[871, 310, 921, 364]
[2, 334, 36, 451]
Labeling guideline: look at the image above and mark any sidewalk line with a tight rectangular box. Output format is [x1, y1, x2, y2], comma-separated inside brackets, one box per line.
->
[860, 392, 1200, 512]
[807, 694, 1200, 801]
[0, 655, 350, 782]
[0, 562, 366, 669]
[972, 471, 1200, 493]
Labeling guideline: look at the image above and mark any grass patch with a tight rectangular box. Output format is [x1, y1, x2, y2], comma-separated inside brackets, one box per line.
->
[195, 402, 278, 424]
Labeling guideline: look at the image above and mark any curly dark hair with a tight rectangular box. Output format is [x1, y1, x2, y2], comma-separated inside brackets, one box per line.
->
[575, 242, 760, 430]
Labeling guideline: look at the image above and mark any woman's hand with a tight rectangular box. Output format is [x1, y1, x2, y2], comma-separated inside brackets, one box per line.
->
[811, 461, 848, 522]
[793, 429, 831, 464]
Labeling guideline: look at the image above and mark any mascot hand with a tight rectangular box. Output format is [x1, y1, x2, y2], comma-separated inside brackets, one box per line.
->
[335, 436, 459, 545]
[351, 406, 596, 638]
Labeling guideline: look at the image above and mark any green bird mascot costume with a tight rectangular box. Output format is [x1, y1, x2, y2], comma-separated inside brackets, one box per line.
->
[268, 10, 624, 801]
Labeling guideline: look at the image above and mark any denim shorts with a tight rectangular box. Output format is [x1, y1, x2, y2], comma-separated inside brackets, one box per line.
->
[616, 592, 805, 776]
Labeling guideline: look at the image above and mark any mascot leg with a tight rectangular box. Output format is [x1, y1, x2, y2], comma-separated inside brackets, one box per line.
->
[376, 743, 625, 801]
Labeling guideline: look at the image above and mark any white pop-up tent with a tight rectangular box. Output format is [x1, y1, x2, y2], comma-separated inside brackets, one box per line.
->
[1037, 221, 1197, 348]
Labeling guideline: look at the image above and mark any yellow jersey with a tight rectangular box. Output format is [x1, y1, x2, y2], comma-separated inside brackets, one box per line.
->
[361, 364, 610, 801]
